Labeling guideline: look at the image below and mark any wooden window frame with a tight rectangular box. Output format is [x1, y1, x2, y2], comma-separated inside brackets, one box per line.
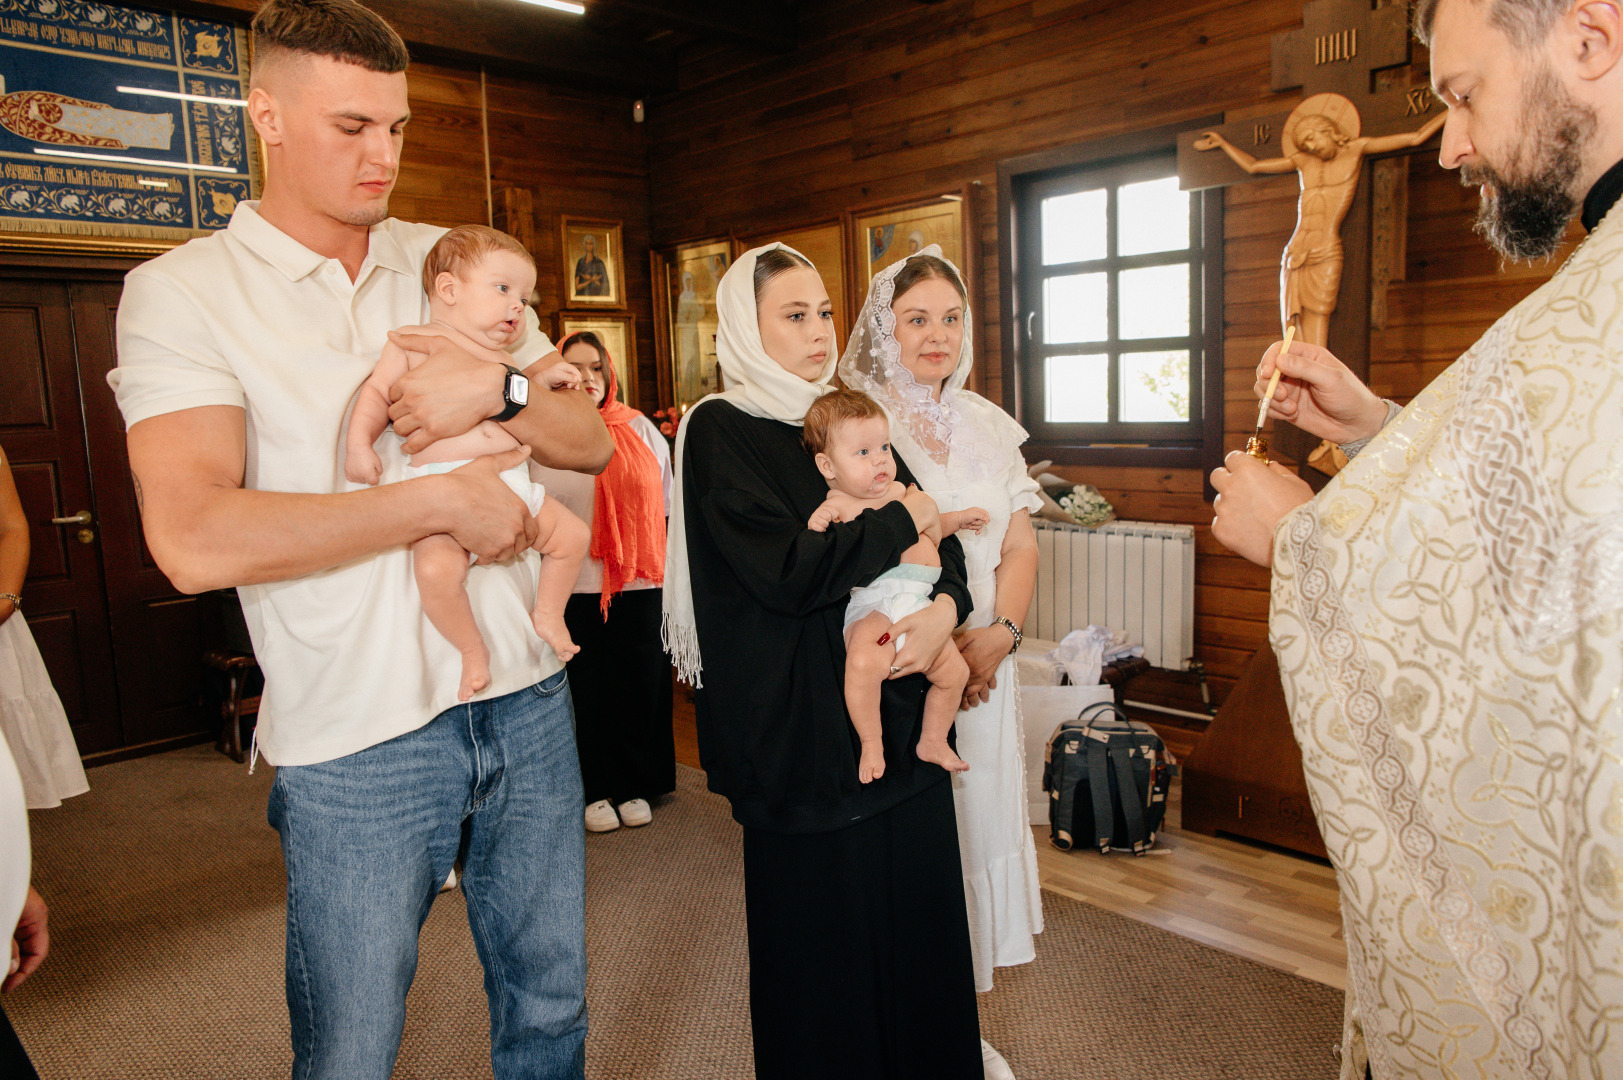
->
[998, 118, 1225, 472]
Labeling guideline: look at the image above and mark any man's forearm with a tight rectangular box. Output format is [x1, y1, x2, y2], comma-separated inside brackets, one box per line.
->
[509, 362, 614, 474]
[138, 479, 455, 594]
[129, 406, 465, 594]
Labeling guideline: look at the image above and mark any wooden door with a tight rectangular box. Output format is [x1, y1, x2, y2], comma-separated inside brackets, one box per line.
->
[71, 281, 208, 748]
[0, 274, 209, 757]
[1, 280, 123, 753]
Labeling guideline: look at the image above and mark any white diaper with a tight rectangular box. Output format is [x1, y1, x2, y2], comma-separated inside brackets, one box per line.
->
[401, 458, 546, 517]
[843, 563, 941, 650]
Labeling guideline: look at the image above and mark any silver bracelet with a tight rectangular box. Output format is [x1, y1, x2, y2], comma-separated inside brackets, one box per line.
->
[992, 615, 1022, 655]
[1338, 400, 1405, 460]
[0, 593, 18, 607]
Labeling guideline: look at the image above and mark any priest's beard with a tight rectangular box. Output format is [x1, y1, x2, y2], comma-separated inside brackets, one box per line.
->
[1462, 65, 1594, 261]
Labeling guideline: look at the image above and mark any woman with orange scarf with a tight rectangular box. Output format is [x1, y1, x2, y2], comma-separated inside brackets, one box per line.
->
[534, 332, 674, 833]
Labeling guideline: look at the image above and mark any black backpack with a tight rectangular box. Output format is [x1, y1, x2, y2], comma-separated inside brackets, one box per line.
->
[1042, 702, 1176, 855]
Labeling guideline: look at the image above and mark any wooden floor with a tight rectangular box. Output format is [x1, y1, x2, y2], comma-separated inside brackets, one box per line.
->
[671, 680, 1347, 990]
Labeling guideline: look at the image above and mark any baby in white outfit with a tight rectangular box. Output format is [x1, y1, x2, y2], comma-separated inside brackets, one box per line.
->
[803, 389, 987, 783]
[345, 225, 588, 701]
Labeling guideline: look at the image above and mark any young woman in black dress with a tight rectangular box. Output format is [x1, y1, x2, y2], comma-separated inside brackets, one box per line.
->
[662, 244, 982, 1079]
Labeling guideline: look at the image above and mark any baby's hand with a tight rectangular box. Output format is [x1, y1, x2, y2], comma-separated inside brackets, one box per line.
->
[824, 490, 870, 522]
[536, 360, 582, 392]
[958, 507, 990, 533]
[345, 448, 382, 486]
[807, 502, 840, 532]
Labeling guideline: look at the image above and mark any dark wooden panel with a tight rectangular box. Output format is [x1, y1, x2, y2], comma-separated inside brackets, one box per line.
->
[8, 460, 66, 583]
[177, 0, 678, 91]
[73, 280, 209, 748]
[0, 305, 49, 428]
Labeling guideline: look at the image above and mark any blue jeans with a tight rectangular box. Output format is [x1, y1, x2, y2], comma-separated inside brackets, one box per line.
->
[267, 673, 586, 1080]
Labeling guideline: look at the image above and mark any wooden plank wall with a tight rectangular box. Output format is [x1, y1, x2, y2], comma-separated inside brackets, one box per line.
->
[391, 62, 657, 406]
[645, 0, 1568, 704]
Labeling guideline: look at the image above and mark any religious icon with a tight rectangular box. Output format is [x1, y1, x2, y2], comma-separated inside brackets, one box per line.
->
[853, 195, 967, 285]
[662, 238, 729, 412]
[1194, 93, 1445, 348]
[559, 216, 624, 307]
[0, 4, 258, 250]
[574, 235, 608, 296]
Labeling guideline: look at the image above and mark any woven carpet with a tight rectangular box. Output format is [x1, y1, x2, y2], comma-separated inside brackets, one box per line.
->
[8, 746, 1342, 1079]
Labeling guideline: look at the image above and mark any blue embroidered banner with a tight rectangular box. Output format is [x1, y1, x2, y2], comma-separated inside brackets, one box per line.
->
[0, 0, 257, 243]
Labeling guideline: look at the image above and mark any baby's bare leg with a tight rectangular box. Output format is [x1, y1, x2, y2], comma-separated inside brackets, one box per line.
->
[413, 533, 490, 702]
[843, 611, 896, 783]
[530, 498, 589, 662]
[916, 637, 970, 774]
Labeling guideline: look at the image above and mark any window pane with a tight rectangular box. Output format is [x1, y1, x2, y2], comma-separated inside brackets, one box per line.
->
[1043, 273, 1108, 345]
[1041, 188, 1106, 265]
[1118, 176, 1188, 256]
[1046, 354, 1109, 422]
[1119, 263, 1188, 339]
[1121, 350, 1190, 422]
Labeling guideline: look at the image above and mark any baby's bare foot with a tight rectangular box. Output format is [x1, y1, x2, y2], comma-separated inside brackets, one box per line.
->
[532, 610, 579, 662]
[916, 737, 969, 774]
[859, 739, 886, 784]
[458, 645, 491, 702]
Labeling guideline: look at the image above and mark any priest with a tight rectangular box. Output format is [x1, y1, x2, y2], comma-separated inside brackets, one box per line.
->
[1210, 1, 1623, 1077]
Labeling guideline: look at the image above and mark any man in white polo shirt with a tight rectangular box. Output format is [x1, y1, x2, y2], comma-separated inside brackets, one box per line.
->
[109, 2, 611, 1076]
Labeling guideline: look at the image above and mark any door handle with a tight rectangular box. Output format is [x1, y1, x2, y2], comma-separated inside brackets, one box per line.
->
[50, 509, 94, 526]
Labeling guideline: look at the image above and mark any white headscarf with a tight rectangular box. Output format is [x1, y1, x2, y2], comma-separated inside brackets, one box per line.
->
[661, 243, 838, 686]
[839, 245, 1026, 486]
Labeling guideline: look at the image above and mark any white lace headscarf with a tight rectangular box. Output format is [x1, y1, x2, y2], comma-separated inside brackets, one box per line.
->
[839, 245, 1027, 485]
[661, 243, 838, 686]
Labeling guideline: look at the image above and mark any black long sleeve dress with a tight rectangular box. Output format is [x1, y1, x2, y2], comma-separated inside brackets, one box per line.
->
[681, 400, 981, 1080]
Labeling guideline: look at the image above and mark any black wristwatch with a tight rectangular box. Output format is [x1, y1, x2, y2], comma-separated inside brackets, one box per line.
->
[490, 364, 529, 422]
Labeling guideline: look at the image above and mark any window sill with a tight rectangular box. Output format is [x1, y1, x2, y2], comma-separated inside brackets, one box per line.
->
[1023, 441, 1213, 472]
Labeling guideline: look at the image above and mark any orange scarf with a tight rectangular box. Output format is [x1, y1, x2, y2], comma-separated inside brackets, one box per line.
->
[560, 333, 666, 615]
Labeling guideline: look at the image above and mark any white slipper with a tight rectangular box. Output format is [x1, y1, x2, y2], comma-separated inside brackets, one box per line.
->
[982, 1038, 1016, 1080]
[617, 798, 652, 827]
[585, 799, 620, 833]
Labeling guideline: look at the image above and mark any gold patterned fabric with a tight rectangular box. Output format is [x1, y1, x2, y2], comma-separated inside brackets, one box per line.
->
[1270, 208, 1623, 1080]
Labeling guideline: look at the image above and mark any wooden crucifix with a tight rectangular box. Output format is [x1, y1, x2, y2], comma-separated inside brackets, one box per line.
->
[1177, 0, 1443, 477]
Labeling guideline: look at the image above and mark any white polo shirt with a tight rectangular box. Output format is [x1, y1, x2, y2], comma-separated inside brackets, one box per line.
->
[110, 202, 563, 766]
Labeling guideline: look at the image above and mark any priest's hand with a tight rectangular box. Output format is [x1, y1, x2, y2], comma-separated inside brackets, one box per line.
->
[1255, 338, 1389, 446]
[1210, 450, 1314, 567]
[386, 326, 507, 454]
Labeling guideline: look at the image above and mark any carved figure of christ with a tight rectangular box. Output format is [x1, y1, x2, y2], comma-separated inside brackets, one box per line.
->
[1195, 94, 1444, 346]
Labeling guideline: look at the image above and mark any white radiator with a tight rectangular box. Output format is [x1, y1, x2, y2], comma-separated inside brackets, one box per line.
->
[1029, 519, 1196, 670]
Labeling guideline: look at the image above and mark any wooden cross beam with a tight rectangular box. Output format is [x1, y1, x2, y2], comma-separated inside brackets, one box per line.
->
[1178, 0, 1435, 192]
[1271, 0, 1411, 98]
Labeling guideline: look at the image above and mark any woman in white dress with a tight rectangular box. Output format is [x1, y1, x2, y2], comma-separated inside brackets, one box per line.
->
[841, 248, 1040, 1080]
[0, 445, 87, 810]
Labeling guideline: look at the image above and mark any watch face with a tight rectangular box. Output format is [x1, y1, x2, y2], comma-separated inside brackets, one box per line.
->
[509, 372, 530, 406]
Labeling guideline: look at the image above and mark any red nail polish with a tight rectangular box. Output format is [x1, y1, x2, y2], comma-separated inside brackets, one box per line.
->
[877, 633, 891, 646]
